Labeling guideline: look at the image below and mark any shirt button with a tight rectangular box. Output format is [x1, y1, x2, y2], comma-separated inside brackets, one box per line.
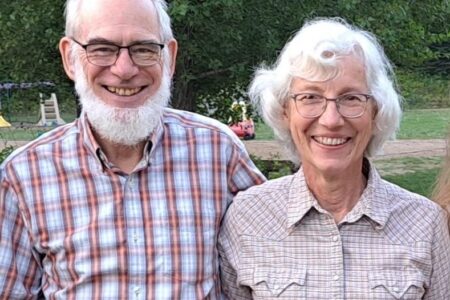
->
[333, 274, 340, 281]
[134, 286, 141, 296]
[392, 286, 400, 293]
[332, 235, 339, 242]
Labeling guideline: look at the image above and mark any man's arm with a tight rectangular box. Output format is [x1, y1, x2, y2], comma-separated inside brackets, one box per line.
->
[0, 179, 42, 299]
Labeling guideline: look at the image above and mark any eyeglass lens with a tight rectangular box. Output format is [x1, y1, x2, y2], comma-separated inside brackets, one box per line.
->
[293, 94, 368, 118]
[85, 43, 162, 66]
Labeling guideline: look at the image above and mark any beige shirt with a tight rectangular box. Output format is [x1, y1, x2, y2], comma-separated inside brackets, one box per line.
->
[218, 160, 450, 299]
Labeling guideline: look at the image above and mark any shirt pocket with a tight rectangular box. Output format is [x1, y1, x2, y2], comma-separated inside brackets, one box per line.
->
[247, 264, 307, 298]
[368, 269, 426, 299]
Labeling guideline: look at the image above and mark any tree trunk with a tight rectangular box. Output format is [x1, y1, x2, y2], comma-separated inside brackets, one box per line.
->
[171, 76, 195, 112]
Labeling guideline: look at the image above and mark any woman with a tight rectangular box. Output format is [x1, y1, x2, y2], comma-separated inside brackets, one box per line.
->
[218, 18, 450, 299]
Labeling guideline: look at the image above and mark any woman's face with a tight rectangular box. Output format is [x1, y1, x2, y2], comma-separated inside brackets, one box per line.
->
[284, 55, 376, 177]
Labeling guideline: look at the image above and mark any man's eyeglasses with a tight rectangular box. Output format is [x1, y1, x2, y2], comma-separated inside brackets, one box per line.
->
[290, 93, 372, 118]
[71, 38, 165, 67]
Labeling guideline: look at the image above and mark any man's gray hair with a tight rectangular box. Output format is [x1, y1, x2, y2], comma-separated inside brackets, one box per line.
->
[64, 0, 173, 42]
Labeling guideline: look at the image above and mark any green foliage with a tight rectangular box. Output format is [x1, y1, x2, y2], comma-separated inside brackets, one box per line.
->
[0, 146, 14, 164]
[196, 84, 254, 124]
[250, 155, 297, 179]
[397, 70, 450, 109]
[1, 0, 449, 116]
[171, 0, 450, 111]
[0, 0, 76, 120]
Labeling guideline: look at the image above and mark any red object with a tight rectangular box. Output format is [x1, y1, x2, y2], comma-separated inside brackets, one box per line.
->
[229, 119, 255, 140]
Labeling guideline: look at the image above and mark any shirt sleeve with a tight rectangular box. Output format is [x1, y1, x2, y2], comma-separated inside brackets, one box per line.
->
[218, 202, 253, 299]
[424, 208, 450, 299]
[226, 141, 265, 196]
[0, 178, 42, 299]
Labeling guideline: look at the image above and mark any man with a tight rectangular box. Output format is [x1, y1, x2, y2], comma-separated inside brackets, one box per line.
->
[0, 0, 265, 298]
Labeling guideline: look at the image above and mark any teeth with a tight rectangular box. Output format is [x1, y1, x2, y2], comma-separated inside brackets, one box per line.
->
[315, 136, 347, 146]
[107, 86, 141, 96]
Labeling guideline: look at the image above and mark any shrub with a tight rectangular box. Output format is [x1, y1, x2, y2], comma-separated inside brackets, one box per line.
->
[196, 83, 255, 124]
[397, 70, 450, 109]
[0, 146, 14, 164]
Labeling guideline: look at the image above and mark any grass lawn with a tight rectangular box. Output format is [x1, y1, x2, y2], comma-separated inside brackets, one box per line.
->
[398, 108, 450, 139]
[382, 168, 440, 198]
[374, 156, 444, 197]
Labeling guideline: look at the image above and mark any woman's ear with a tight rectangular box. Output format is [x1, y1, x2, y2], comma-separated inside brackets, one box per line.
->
[59, 37, 76, 81]
[282, 100, 292, 126]
[371, 101, 379, 120]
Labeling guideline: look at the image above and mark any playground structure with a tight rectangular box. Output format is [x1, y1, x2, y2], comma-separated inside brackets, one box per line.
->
[0, 116, 11, 127]
[37, 93, 65, 126]
[0, 81, 64, 127]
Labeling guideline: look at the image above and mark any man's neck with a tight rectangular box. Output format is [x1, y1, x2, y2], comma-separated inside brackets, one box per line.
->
[95, 133, 147, 174]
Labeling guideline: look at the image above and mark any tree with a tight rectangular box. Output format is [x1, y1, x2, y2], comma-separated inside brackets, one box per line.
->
[169, 0, 449, 111]
[0, 0, 74, 116]
[1, 0, 448, 114]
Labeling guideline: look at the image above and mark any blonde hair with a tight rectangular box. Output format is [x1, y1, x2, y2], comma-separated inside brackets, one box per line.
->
[432, 132, 450, 226]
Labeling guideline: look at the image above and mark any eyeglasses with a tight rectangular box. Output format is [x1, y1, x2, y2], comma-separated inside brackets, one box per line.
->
[71, 38, 165, 67]
[290, 93, 372, 118]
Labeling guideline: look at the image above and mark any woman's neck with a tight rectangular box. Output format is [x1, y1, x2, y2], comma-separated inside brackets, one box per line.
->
[303, 164, 367, 223]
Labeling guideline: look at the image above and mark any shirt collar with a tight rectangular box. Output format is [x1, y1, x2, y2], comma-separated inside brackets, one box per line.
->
[286, 170, 318, 228]
[78, 112, 161, 171]
[349, 159, 390, 229]
[286, 158, 390, 229]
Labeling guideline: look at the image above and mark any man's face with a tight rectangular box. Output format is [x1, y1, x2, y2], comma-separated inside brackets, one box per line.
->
[74, 0, 167, 109]
[60, 0, 177, 145]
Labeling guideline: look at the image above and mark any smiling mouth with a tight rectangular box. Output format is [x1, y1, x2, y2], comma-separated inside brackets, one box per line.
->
[313, 136, 350, 146]
[106, 86, 144, 96]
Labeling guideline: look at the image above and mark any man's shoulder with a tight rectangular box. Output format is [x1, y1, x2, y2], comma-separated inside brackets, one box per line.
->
[162, 108, 236, 137]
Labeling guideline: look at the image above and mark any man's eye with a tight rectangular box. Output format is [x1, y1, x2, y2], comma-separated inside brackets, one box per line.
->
[132, 45, 159, 54]
[88, 45, 117, 53]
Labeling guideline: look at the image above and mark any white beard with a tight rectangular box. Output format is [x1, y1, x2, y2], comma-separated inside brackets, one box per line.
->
[73, 61, 171, 146]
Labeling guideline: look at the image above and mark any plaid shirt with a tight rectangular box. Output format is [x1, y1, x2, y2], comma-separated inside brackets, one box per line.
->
[219, 160, 450, 299]
[0, 108, 265, 299]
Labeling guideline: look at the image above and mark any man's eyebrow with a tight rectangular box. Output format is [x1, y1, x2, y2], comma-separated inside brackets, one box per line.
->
[86, 37, 161, 45]
[86, 37, 116, 44]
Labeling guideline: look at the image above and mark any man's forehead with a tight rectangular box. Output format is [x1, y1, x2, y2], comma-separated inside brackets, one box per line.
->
[76, 0, 160, 41]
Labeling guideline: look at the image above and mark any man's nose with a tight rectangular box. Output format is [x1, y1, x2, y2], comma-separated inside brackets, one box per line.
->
[110, 49, 139, 79]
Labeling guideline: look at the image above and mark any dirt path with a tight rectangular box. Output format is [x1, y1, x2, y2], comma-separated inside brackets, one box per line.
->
[1, 139, 447, 160]
[243, 139, 447, 160]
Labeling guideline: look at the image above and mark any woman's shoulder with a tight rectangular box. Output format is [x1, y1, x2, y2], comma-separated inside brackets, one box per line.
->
[234, 174, 296, 204]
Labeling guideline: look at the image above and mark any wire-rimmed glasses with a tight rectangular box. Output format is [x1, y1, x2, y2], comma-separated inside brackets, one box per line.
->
[290, 93, 372, 118]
